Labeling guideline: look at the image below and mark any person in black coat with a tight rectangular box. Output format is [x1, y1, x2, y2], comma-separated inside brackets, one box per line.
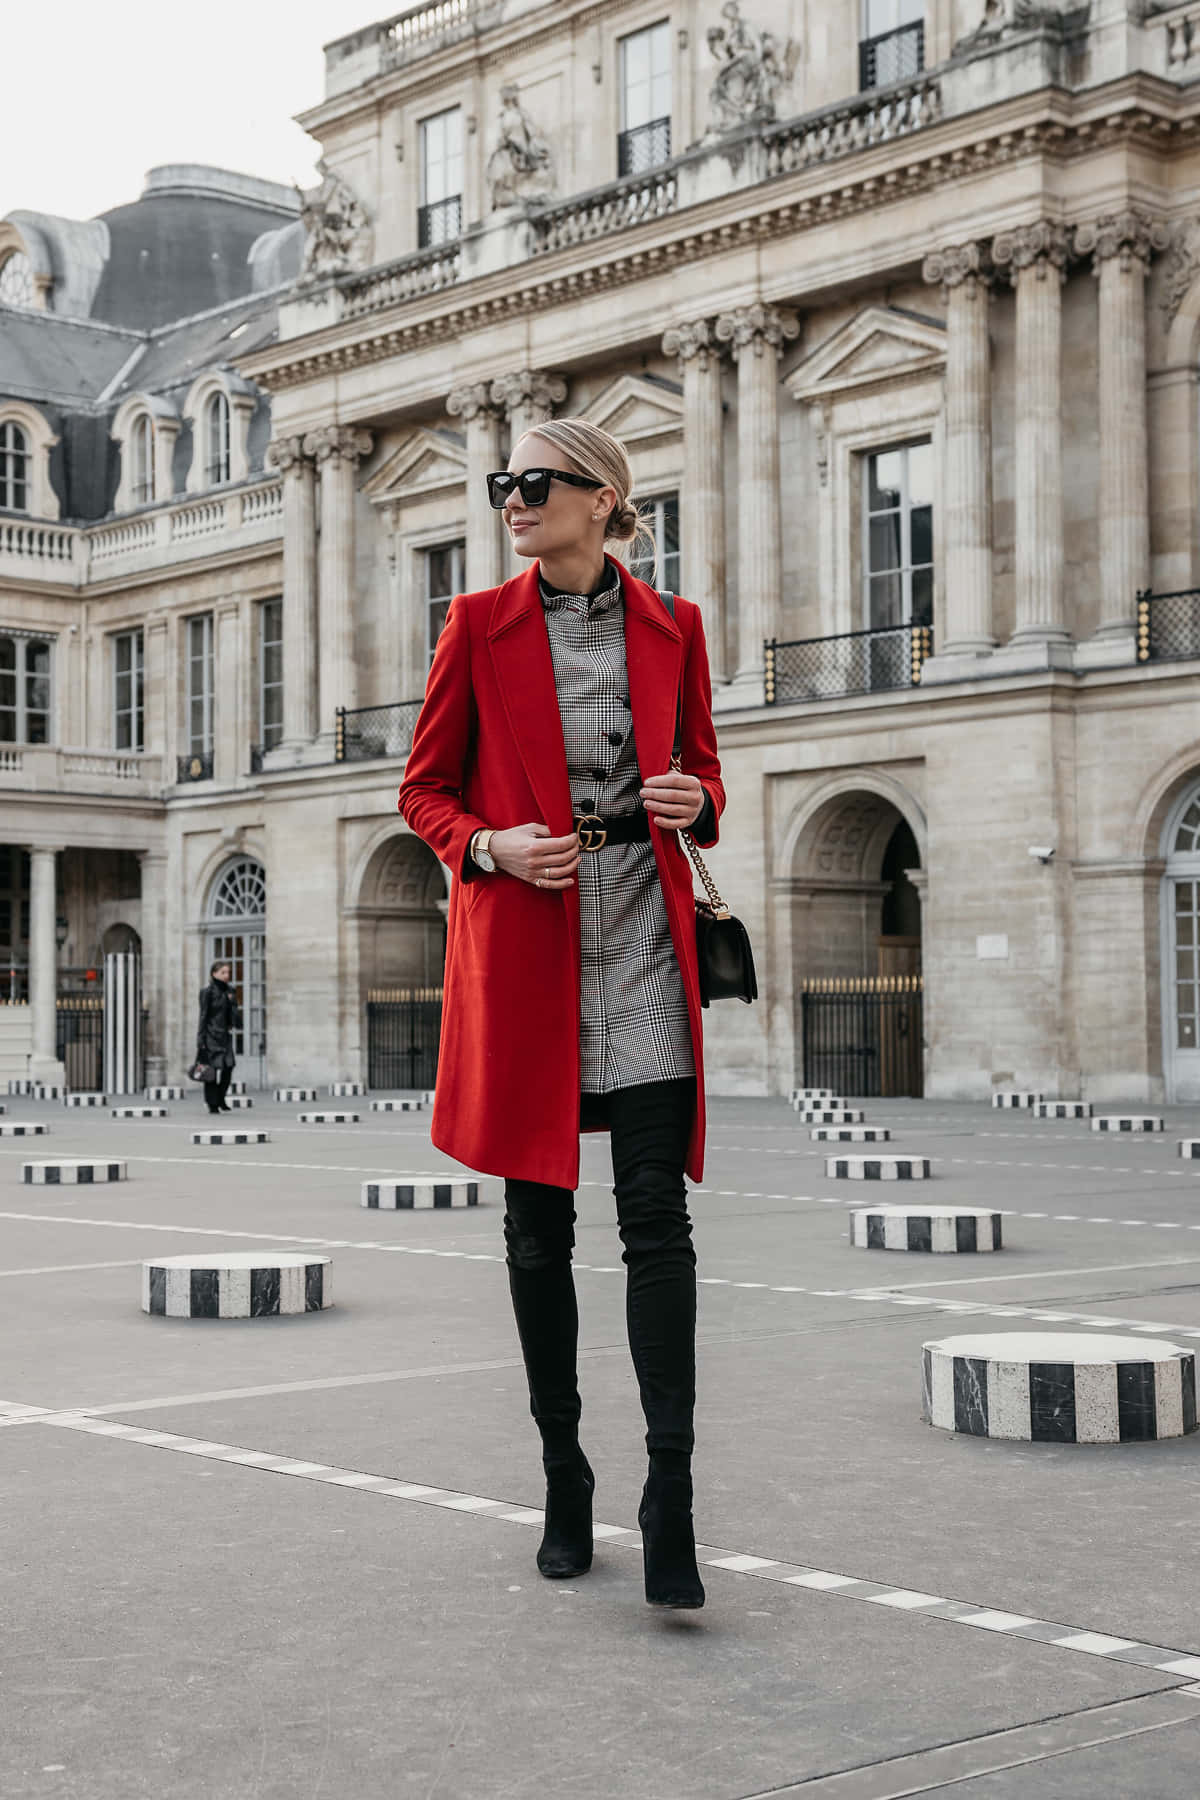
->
[196, 961, 242, 1114]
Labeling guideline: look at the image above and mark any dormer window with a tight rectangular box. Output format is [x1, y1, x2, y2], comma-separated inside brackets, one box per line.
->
[0, 251, 35, 310]
[206, 391, 231, 486]
[131, 413, 156, 506]
[0, 422, 29, 512]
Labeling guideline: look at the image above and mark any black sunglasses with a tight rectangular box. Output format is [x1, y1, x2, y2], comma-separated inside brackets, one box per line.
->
[486, 468, 602, 509]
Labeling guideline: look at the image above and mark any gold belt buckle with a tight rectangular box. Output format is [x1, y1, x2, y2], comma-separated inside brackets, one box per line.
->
[574, 813, 607, 852]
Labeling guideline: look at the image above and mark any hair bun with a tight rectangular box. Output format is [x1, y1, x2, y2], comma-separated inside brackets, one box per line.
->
[606, 501, 640, 543]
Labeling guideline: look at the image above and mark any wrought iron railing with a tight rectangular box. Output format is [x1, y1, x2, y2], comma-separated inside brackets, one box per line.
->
[1136, 589, 1200, 664]
[176, 751, 214, 783]
[418, 196, 462, 249]
[335, 700, 424, 763]
[859, 21, 924, 91]
[618, 118, 672, 178]
[765, 623, 932, 704]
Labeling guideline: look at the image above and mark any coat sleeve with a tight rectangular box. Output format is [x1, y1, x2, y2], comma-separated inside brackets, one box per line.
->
[196, 986, 210, 1051]
[397, 595, 489, 880]
[681, 604, 724, 851]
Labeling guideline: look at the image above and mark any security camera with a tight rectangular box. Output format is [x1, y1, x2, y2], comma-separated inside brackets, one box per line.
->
[1028, 846, 1055, 864]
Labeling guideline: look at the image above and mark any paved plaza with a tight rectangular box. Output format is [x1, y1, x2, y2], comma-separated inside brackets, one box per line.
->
[8, 1092, 1200, 1797]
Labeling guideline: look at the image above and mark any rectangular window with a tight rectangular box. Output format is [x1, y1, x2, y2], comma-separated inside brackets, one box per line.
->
[113, 628, 144, 752]
[419, 107, 463, 247]
[619, 21, 672, 175]
[860, 0, 924, 89]
[630, 491, 681, 592]
[186, 613, 214, 756]
[863, 441, 933, 631]
[424, 541, 465, 665]
[0, 633, 52, 744]
[259, 596, 283, 751]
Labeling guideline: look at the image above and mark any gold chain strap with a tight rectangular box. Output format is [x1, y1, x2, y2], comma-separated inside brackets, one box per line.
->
[679, 830, 731, 920]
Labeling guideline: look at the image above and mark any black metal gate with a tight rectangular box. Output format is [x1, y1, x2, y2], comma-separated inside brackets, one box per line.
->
[366, 988, 443, 1092]
[56, 998, 148, 1092]
[801, 977, 924, 1098]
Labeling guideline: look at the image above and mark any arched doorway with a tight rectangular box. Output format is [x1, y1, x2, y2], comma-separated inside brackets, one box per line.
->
[1163, 783, 1200, 1100]
[204, 857, 266, 1079]
[357, 834, 447, 1091]
[790, 785, 925, 1096]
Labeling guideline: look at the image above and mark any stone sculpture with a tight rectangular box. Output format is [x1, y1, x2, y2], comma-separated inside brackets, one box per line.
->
[486, 84, 555, 208]
[706, 1, 797, 133]
[295, 164, 371, 283]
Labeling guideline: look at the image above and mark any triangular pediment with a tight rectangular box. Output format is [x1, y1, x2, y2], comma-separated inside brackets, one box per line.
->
[786, 307, 946, 403]
[583, 373, 683, 445]
[363, 427, 468, 506]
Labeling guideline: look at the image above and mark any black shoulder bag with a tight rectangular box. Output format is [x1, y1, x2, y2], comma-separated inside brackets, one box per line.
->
[658, 592, 757, 1008]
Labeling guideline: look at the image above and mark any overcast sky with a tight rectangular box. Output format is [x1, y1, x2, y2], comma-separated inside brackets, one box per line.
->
[2, 1, 384, 222]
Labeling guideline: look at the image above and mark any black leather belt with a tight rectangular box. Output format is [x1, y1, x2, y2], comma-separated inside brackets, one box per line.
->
[573, 810, 650, 851]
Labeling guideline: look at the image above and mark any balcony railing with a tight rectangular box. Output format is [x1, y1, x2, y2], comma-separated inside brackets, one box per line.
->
[382, 0, 478, 67]
[533, 164, 679, 256]
[859, 21, 925, 91]
[339, 241, 461, 319]
[0, 745, 165, 792]
[176, 751, 214, 784]
[1137, 589, 1200, 663]
[418, 196, 462, 250]
[765, 623, 932, 704]
[335, 701, 423, 764]
[763, 70, 941, 176]
[618, 118, 672, 178]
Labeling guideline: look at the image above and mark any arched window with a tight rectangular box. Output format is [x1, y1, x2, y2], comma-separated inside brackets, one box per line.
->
[0, 422, 29, 512]
[210, 858, 267, 921]
[131, 413, 156, 506]
[205, 391, 231, 486]
[0, 252, 35, 309]
[1163, 783, 1200, 1100]
[205, 856, 267, 1068]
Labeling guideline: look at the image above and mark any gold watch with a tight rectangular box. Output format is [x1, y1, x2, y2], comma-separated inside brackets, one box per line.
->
[472, 829, 497, 873]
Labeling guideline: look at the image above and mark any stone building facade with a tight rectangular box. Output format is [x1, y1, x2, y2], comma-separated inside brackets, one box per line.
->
[5, 0, 1200, 1101]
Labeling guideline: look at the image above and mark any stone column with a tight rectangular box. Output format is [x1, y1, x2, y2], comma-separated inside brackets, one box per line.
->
[922, 242, 995, 661]
[714, 302, 800, 688]
[136, 850, 168, 1084]
[302, 425, 374, 740]
[662, 318, 728, 682]
[992, 222, 1071, 652]
[1075, 212, 1169, 649]
[27, 845, 64, 1082]
[447, 383, 506, 591]
[490, 370, 567, 449]
[266, 436, 318, 753]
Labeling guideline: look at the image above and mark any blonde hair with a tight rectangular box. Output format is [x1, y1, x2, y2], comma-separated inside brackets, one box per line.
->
[516, 416, 657, 567]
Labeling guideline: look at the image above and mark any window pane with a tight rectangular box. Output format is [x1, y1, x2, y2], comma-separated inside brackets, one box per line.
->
[910, 566, 933, 626]
[622, 22, 671, 129]
[907, 440, 933, 506]
[868, 451, 903, 511]
[428, 597, 451, 650]
[868, 572, 904, 630]
[868, 515, 902, 575]
[427, 546, 455, 597]
[910, 504, 933, 569]
[422, 108, 462, 205]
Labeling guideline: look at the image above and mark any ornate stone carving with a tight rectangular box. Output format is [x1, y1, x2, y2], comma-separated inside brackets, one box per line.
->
[1075, 212, 1169, 275]
[713, 302, 800, 359]
[991, 220, 1071, 283]
[295, 165, 371, 284]
[661, 318, 723, 369]
[265, 435, 311, 477]
[301, 425, 374, 465]
[1161, 219, 1200, 329]
[922, 241, 994, 295]
[706, 2, 798, 133]
[446, 382, 502, 423]
[486, 84, 555, 208]
[488, 369, 568, 419]
[957, 0, 1087, 50]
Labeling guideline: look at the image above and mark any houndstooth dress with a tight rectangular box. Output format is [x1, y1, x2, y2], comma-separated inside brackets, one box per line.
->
[540, 567, 694, 1094]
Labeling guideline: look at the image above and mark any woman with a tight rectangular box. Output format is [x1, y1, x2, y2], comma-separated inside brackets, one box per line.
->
[398, 419, 724, 1610]
[195, 961, 241, 1115]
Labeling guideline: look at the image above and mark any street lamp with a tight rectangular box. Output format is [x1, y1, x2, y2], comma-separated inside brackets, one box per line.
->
[55, 915, 68, 951]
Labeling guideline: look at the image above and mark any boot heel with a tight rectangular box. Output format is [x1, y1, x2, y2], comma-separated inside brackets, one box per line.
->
[639, 1475, 705, 1609]
[537, 1458, 595, 1580]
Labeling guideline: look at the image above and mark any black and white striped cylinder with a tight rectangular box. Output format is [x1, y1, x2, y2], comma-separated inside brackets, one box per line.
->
[791, 1095, 844, 1112]
[922, 1332, 1198, 1443]
[826, 1153, 931, 1180]
[811, 1125, 890, 1143]
[146, 1086, 185, 1102]
[1180, 1141, 1200, 1160]
[1092, 1116, 1164, 1134]
[370, 1098, 424, 1112]
[992, 1092, 1043, 1109]
[362, 1178, 479, 1209]
[227, 1081, 246, 1095]
[852, 1205, 1002, 1253]
[1035, 1101, 1091, 1119]
[798, 1109, 864, 1125]
[103, 952, 143, 1097]
[275, 1087, 317, 1102]
[1, 1121, 47, 1136]
[24, 1159, 127, 1184]
[33, 1083, 65, 1100]
[299, 1111, 359, 1124]
[7, 1079, 33, 1095]
[65, 1092, 108, 1108]
[330, 1082, 365, 1097]
[791, 1088, 834, 1103]
[142, 1251, 333, 1318]
[0, 1102, 5, 1115]
[225, 1095, 254, 1109]
[192, 1130, 271, 1145]
[112, 1106, 167, 1119]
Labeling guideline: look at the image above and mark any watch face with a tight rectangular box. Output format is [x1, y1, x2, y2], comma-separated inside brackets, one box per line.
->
[476, 848, 496, 872]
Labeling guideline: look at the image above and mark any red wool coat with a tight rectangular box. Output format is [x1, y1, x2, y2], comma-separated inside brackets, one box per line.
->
[397, 558, 725, 1190]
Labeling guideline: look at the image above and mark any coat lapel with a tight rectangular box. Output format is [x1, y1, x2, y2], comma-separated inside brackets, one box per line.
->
[619, 564, 683, 781]
[486, 564, 574, 836]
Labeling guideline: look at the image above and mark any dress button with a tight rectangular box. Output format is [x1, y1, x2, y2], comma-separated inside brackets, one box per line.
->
[591, 767, 607, 783]
[607, 731, 623, 746]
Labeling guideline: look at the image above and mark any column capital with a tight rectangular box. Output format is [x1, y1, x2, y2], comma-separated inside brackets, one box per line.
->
[922, 241, 994, 296]
[713, 303, 800, 360]
[488, 369, 568, 422]
[25, 843, 64, 857]
[265, 434, 313, 477]
[661, 318, 726, 370]
[1074, 211, 1170, 276]
[991, 221, 1071, 284]
[446, 382, 503, 423]
[301, 424, 374, 466]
